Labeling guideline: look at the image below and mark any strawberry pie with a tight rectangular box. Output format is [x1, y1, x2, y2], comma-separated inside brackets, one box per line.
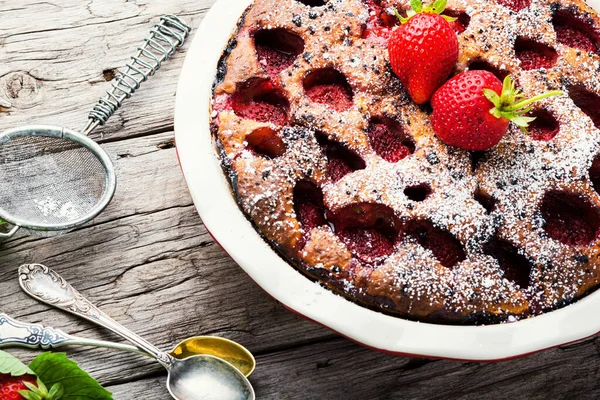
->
[210, 0, 600, 324]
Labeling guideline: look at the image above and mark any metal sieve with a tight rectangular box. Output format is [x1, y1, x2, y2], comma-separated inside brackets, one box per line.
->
[0, 15, 191, 239]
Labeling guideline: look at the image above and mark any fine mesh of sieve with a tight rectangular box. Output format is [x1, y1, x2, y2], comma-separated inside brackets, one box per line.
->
[0, 135, 108, 229]
[0, 15, 189, 239]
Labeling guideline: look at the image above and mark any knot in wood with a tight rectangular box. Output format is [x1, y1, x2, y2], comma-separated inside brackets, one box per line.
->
[0, 72, 42, 109]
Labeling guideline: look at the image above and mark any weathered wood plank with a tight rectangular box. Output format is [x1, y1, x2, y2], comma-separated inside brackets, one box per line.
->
[0, 131, 335, 389]
[0, 0, 215, 142]
[108, 376, 165, 399]
[107, 336, 600, 400]
[3, 1, 600, 399]
[249, 337, 600, 400]
[0, 131, 188, 244]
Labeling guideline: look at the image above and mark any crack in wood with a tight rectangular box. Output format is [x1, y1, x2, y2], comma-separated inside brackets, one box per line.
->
[1, 15, 141, 41]
[3, 1, 599, 398]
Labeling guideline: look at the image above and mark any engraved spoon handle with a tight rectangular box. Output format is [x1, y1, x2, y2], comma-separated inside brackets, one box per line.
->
[18, 264, 173, 368]
[0, 313, 146, 356]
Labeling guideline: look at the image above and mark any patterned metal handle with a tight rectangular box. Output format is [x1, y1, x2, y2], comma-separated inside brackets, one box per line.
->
[19, 264, 104, 320]
[82, 14, 191, 135]
[18, 264, 173, 368]
[0, 313, 149, 355]
[0, 313, 72, 349]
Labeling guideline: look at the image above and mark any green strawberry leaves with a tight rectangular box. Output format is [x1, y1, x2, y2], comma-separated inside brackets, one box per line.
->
[484, 75, 563, 133]
[0, 350, 112, 400]
[440, 14, 459, 24]
[0, 350, 63, 400]
[0, 350, 35, 376]
[431, 0, 448, 14]
[410, 0, 423, 13]
[395, 0, 457, 24]
[510, 115, 538, 129]
[29, 353, 112, 400]
[19, 379, 63, 400]
[483, 88, 502, 112]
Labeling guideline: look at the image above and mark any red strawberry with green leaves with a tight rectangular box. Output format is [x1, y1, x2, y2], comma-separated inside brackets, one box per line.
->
[0, 374, 35, 400]
[431, 70, 562, 150]
[388, 0, 459, 104]
[0, 374, 62, 400]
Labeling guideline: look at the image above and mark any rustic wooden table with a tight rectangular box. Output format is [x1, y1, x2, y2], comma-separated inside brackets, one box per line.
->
[1, 1, 599, 399]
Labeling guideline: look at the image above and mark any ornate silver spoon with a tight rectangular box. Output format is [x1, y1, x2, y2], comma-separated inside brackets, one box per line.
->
[0, 314, 255, 377]
[0, 313, 141, 354]
[18, 264, 255, 400]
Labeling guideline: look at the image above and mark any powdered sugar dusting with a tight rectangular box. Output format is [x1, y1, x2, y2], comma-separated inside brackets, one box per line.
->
[34, 197, 80, 220]
[211, 0, 600, 324]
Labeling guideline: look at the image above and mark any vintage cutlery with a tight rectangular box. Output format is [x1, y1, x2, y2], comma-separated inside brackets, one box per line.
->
[19, 264, 255, 400]
[0, 15, 190, 239]
[0, 314, 255, 377]
[0, 313, 141, 354]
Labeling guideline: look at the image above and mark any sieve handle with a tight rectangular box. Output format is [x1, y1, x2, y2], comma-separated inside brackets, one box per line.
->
[82, 15, 191, 136]
[0, 225, 20, 239]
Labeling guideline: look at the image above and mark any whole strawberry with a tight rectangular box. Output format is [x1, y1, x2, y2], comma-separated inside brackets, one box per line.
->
[0, 374, 63, 400]
[431, 70, 562, 150]
[388, 0, 459, 104]
[0, 375, 35, 400]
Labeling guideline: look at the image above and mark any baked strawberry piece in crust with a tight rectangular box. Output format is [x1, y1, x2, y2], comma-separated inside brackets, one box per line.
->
[527, 110, 559, 141]
[361, 0, 401, 44]
[496, 0, 531, 12]
[254, 28, 305, 77]
[230, 79, 290, 125]
[367, 116, 415, 163]
[553, 10, 599, 53]
[514, 38, 558, 70]
[316, 133, 366, 182]
[211, 0, 600, 324]
[303, 68, 354, 111]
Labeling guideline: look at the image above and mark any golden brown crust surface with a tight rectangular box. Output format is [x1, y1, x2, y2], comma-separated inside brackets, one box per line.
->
[211, 0, 600, 324]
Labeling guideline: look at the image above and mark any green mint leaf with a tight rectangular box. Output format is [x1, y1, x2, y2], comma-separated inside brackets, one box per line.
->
[0, 218, 6, 226]
[29, 353, 112, 400]
[0, 350, 36, 376]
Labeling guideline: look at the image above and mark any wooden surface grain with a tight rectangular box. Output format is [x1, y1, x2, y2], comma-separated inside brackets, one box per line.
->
[1, 1, 599, 399]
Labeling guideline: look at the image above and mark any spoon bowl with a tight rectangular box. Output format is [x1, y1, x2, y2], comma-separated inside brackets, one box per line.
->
[18, 264, 256, 400]
[170, 336, 255, 377]
[168, 355, 254, 400]
[0, 313, 256, 379]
